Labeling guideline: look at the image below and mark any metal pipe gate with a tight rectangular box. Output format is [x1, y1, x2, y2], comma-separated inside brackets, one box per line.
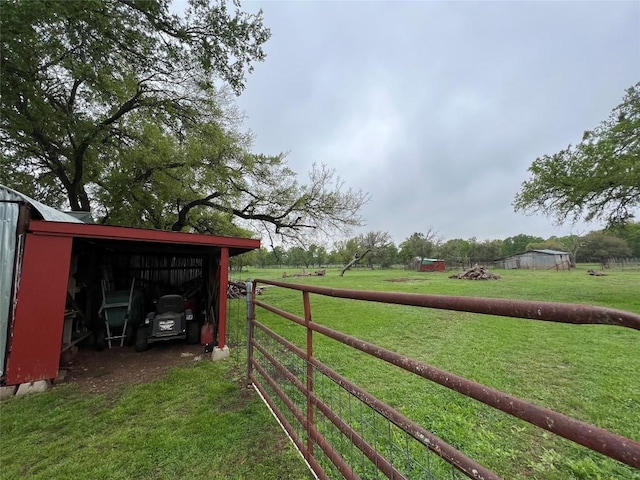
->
[246, 279, 640, 479]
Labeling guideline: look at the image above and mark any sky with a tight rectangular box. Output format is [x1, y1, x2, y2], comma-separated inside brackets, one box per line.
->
[183, 1, 640, 245]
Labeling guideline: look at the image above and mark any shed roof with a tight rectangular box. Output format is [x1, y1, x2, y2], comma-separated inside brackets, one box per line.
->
[28, 220, 259, 256]
[497, 249, 570, 262]
[420, 258, 443, 264]
[528, 249, 569, 255]
[0, 185, 83, 223]
[3, 185, 260, 255]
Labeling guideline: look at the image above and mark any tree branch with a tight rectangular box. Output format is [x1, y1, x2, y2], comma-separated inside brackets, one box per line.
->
[171, 192, 222, 231]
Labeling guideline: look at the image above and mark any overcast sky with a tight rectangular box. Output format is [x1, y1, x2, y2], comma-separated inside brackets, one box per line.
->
[189, 1, 640, 245]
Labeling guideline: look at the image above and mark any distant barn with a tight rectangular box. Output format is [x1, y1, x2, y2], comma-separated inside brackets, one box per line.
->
[417, 258, 446, 272]
[498, 249, 570, 270]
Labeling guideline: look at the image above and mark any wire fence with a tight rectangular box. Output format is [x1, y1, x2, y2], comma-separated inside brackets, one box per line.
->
[247, 279, 640, 480]
[595, 257, 640, 270]
[251, 325, 466, 479]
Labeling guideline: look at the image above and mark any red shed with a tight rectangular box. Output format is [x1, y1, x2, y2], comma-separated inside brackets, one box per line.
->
[418, 258, 446, 272]
[1, 187, 259, 387]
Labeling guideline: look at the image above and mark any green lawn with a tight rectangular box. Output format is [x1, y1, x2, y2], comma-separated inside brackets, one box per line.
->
[247, 265, 640, 479]
[1, 265, 638, 479]
[0, 360, 310, 480]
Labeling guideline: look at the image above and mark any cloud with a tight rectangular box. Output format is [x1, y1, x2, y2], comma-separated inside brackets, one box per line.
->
[229, 0, 639, 245]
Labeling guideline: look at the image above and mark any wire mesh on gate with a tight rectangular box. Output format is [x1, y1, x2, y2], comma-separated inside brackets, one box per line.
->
[225, 285, 249, 378]
[313, 370, 463, 480]
[251, 323, 467, 480]
[227, 296, 246, 349]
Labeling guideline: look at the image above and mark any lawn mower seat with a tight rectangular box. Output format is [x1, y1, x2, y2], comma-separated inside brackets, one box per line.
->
[156, 295, 184, 314]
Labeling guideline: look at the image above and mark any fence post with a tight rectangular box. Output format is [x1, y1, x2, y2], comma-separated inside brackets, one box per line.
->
[246, 280, 254, 386]
[302, 291, 314, 462]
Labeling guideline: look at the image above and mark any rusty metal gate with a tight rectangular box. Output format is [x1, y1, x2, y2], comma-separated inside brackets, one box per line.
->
[246, 279, 640, 479]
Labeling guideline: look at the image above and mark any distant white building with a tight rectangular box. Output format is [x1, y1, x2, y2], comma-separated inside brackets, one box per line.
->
[498, 249, 571, 270]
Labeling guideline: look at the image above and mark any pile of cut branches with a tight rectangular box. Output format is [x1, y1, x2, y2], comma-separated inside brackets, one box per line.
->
[228, 280, 264, 298]
[449, 264, 500, 280]
[587, 269, 607, 276]
[282, 269, 326, 278]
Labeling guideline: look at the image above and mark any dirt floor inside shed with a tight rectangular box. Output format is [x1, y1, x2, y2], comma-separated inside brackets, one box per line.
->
[60, 342, 210, 395]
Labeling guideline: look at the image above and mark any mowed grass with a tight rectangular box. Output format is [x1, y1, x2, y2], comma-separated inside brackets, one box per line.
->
[1, 265, 638, 480]
[248, 265, 640, 479]
[0, 360, 310, 480]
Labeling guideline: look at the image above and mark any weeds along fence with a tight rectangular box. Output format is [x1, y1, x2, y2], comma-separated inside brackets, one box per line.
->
[246, 279, 640, 480]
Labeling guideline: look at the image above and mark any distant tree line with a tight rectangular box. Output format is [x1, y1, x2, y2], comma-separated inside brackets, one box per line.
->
[230, 223, 640, 271]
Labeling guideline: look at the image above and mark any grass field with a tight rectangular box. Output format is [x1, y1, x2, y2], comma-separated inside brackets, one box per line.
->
[0, 359, 310, 480]
[1, 265, 638, 479]
[244, 264, 640, 479]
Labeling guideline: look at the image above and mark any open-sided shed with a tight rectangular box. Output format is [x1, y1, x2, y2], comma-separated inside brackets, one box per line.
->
[1, 186, 259, 387]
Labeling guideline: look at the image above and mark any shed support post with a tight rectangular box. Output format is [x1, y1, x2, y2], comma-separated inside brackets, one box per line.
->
[212, 247, 230, 361]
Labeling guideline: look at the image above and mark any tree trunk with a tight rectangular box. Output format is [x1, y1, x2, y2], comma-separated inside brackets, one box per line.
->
[67, 181, 91, 211]
[340, 250, 372, 277]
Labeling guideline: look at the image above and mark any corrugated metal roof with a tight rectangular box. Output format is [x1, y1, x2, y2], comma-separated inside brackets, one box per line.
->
[0, 185, 83, 223]
[63, 211, 94, 223]
[530, 249, 569, 255]
[496, 249, 569, 261]
[420, 258, 443, 264]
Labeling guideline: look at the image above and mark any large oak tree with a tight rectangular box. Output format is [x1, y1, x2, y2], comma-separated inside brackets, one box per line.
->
[1, 0, 368, 242]
[514, 83, 640, 228]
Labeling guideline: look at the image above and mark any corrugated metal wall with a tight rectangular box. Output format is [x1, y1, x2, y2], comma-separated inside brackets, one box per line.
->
[501, 252, 569, 270]
[531, 252, 557, 268]
[129, 255, 203, 288]
[0, 199, 20, 377]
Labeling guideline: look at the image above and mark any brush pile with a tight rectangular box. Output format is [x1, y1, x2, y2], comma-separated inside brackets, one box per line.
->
[587, 269, 607, 276]
[449, 264, 500, 280]
[282, 269, 326, 278]
[227, 280, 264, 298]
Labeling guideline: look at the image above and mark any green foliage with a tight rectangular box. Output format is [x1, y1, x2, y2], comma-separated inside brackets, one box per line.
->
[94, 120, 249, 232]
[0, 0, 368, 241]
[286, 246, 307, 267]
[288, 243, 329, 268]
[525, 240, 566, 252]
[468, 238, 503, 262]
[229, 249, 257, 271]
[409, 236, 502, 266]
[252, 226, 640, 272]
[577, 232, 633, 262]
[311, 245, 328, 267]
[1, 0, 269, 209]
[514, 83, 640, 227]
[437, 238, 472, 264]
[398, 230, 440, 265]
[356, 231, 394, 268]
[325, 248, 342, 266]
[333, 237, 361, 265]
[501, 234, 545, 256]
[607, 221, 640, 257]
[376, 242, 398, 268]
